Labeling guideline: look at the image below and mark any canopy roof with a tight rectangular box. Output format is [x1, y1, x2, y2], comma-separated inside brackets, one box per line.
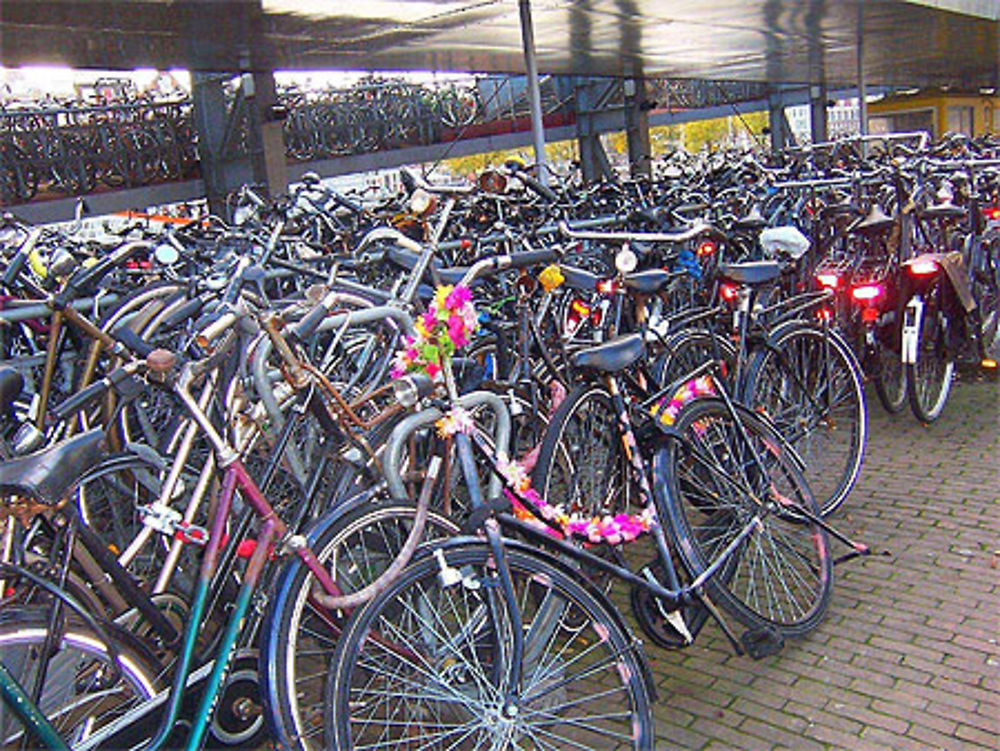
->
[1, 1, 997, 87]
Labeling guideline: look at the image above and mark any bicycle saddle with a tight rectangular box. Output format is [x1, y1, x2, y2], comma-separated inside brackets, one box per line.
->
[718, 261, 781, 286]
[0, 366, 23, 412]
[851, 205, 894, 234]
[734, 207, 767, 231]
[572, 333, 645, 373]
[560, 265, 600, 291]
[624, 269, 673, 295]
[0, 429, 106, 506]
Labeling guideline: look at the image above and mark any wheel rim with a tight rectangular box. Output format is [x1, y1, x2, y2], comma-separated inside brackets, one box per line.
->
[666, 403, 831, 633]
[333, 549, 649, 750]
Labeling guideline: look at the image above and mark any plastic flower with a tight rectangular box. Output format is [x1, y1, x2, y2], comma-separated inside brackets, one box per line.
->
[538, 264, 565, 292]
[500, 453, 657, 545]
[436, 407, 474, 438]
[391, 284, 479, 381]
[651, 375, 715, 426]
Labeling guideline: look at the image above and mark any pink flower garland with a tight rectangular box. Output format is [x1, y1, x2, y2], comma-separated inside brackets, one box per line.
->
[391, 285, 479, 381]
[650, 375, 716, 426]
[497, 453, 656, 545]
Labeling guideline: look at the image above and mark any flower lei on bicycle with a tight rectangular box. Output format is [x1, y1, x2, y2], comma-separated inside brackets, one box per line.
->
[390, 282, 713, 546]
[390, 284, 479, 381]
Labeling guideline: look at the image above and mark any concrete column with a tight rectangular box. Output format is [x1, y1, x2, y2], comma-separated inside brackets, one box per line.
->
[247, 71, 288, 197]
[190, 72, 232, 217]
[809, 84, 828, 143]
[575, 80, 614, 182]
[624, 77, 652, 179]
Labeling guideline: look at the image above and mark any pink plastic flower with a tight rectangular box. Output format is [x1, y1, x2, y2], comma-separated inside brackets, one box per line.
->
[446, 286, 472, 309]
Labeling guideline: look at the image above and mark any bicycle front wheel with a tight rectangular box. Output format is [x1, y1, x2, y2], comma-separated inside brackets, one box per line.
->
[745, 323, 867, 516]
[261, 501, 461, 751]
[657, 398, 833, 638]
[0, 606, 163, 749]
[326, 542, 655, 750]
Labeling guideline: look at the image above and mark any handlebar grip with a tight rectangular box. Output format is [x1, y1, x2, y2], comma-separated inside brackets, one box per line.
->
[53, 374, 115, 421]
[112, 327, 156, 359]
[289, 302, 329, 343]
[507, 248, 560, 269]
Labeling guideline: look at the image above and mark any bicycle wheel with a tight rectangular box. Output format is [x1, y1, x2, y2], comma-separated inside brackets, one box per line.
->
[326, 541, 654, 751]
[974, 230, 1000, 360]
[650, 328, 735, 393]
[744, 323, 867, 516]
[0, 606, 163, 749]
[905, 289, 955, 423]
[872, 337, 907, 414]
[657, 398, 833, 637]
[261, 501, 461, 751]
[532, 382, 632, 522]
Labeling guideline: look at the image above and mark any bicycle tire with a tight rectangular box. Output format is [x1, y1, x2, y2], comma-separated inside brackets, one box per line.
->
[531, 382, 632, 525]
[650, 327, 736, 393]
[657, 398, 833, 637]
[872, 337, 908, 414]
[905, 287, 955, 423]
[744, 322, 867, 516]
[261, 501, 460, 751]
[0, 606, 163, 749]
[326, 541, 655, 751]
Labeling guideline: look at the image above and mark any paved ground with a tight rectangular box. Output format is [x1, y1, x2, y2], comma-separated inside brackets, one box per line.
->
[647, 376, 999, 750]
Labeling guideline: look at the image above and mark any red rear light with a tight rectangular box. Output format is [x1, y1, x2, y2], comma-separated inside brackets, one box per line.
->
[983, 207, 1000, 221]
[862, 307, 879, 323]
[907, 259, 939, 276]
[596, 279, 618, 295]
[816, 272, 840, 289]
[720, 283, 739, 302]
[696, 240, 716, 257]
[851, 284, 884, 302]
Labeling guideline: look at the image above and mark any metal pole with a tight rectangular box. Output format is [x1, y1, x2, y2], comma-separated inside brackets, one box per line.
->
[857, 0, 868, 139]
[519, 0, 548, 186]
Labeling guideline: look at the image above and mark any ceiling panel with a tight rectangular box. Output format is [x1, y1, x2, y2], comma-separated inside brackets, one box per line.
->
[0, 0, 995, 88]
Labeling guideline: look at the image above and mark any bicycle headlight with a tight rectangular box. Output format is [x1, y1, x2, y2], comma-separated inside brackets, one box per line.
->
[392, 374, 434, 408]
[615, 247, 638, 275]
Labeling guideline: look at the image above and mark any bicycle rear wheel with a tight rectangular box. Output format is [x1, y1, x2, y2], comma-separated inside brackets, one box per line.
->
[326, 542, 654, 750]
[873, 337, 907, 414]
[657, 398, 833, 638]
[744, 323, 866, 516]
[905, 288, 955, 423]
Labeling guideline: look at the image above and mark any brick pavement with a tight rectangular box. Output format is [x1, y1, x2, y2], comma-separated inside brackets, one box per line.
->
[646, 377, 1000, 750]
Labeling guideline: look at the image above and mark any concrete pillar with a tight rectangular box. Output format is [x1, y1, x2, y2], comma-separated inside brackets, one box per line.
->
[624, 77, 652, 179]
[190, 72, 232, 217]
[247, 71, 288, 198]
[809, 84, 828, 144]
[574, 80, 614, 182]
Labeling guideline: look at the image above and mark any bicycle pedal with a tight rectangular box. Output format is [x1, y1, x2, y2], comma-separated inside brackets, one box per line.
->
[740, 626, 784, 659]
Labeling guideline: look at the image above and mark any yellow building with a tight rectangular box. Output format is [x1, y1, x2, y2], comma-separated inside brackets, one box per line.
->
[867, 89, 998, 138]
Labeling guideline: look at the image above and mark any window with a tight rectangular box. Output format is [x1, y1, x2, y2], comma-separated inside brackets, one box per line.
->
[946, 106, 974, 135]
[868, 109, 934, 137]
